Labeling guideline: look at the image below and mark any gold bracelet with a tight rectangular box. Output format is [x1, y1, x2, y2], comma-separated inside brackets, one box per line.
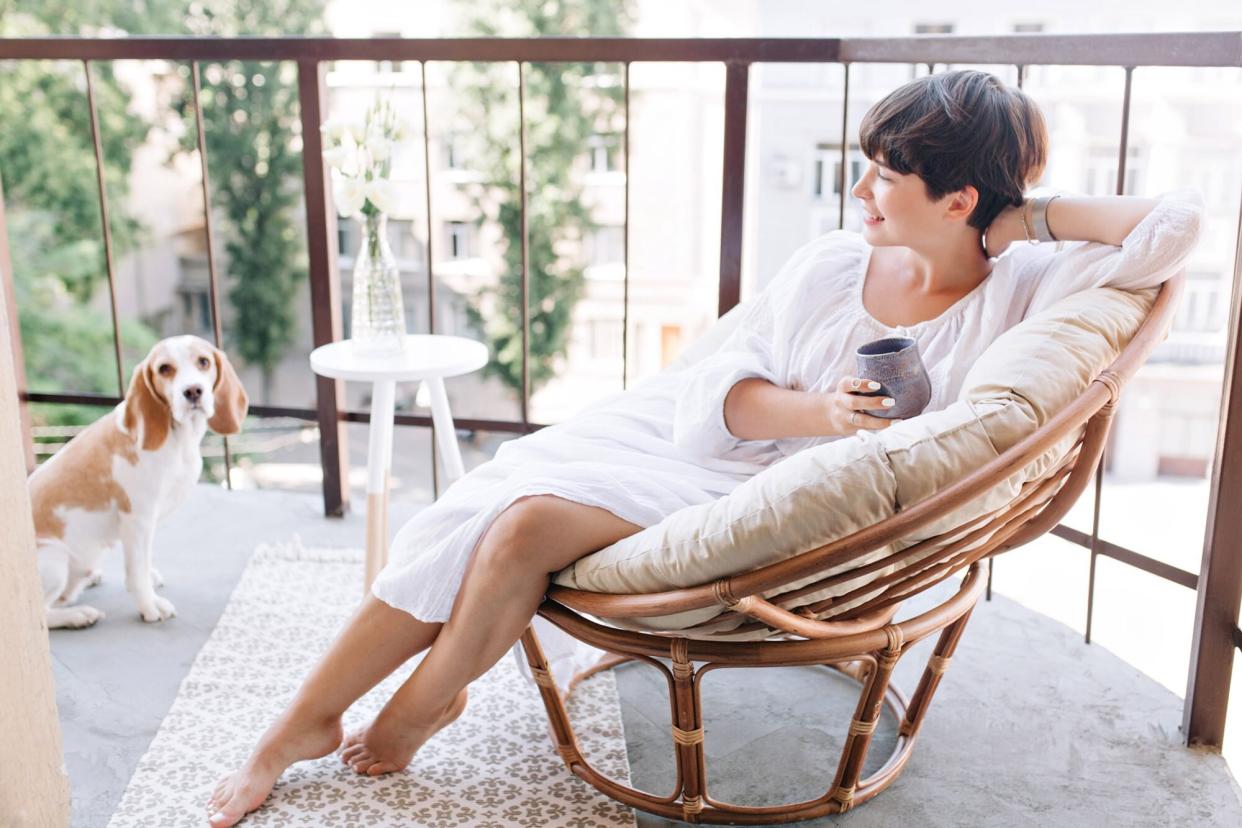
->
[1019, 199, 1039, 245]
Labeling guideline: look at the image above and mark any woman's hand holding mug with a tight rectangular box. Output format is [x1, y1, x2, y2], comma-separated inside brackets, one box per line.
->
[824, 375, 903, 436]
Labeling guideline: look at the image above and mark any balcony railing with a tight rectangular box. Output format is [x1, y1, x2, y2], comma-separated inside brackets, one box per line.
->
[1, 32, 1240, 754]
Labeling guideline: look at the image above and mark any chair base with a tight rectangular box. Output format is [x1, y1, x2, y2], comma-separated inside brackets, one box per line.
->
[520, 563, 987, 824]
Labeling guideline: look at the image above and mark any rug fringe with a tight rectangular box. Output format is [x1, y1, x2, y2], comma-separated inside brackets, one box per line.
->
[252, 536, 363, 565]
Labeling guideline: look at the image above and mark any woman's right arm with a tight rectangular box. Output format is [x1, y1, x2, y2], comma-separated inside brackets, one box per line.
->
[723, 376, 898, 441]
[672, 231, 900, 461]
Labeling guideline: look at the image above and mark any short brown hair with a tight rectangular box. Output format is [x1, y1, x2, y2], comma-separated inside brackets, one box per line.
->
[859, 69, 1048, 231]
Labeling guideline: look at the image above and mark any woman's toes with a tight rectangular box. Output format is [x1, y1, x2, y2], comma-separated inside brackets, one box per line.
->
[366, 761, 400, 776]
[208, 779, 230, 811]
[208, 809, 237, 826]
[349, 750, 375, 774]
[337, 729, 364, 753]
[205, 783, 247, 826]
[339, 743, 367, 764]
[207, 797, 244, 827]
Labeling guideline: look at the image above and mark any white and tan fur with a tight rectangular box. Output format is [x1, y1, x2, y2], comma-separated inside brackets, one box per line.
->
[29, 335, 248, 629]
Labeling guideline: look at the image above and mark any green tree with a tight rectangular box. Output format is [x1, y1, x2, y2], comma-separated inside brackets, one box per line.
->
[1, 1, 327, 425]
[451, 0, 634, 399]
[7, 210, 157, 427]
[169, 1, 328, 404]
[0, 5, 165, 428]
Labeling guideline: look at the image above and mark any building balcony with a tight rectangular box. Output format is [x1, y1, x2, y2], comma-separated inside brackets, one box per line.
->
[54, 477, 1241, 826]
[3, 31, 1242, 827]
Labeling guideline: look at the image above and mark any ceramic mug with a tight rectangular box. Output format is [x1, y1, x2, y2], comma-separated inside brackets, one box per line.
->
[854, 336, 932, 420]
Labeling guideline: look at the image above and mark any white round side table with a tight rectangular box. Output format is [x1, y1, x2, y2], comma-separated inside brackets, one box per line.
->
[310, 334, 489, 591]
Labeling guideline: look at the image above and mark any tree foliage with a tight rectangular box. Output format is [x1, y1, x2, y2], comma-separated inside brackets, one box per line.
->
[170, 1, 327, 403]
[1, 0, 326, 423]
[0, 4, 161, 426]
[451, 0, 634, 398]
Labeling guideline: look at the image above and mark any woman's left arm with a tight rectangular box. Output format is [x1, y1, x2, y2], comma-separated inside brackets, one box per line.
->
[1046, 195, 1161, 246]
[987, 189, 1205, 312]
[987, 194, 1164, 255]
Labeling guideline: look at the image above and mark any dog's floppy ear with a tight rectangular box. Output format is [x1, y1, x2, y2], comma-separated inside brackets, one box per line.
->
[122, 356, 171, 451]
[208, 347, 248, 435]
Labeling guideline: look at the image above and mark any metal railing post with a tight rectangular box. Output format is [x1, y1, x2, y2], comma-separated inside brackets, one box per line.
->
[190, 61, 235, 489]
[297, 59, 350, 517]
[83, 59, 126, 397]
[1183, 178, 1242, 749]
[718, 61, 749, 316]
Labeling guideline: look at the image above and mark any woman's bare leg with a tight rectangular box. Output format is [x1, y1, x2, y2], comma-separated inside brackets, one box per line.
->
[340, 495, 643, 775]
[207, 595, 442, 826]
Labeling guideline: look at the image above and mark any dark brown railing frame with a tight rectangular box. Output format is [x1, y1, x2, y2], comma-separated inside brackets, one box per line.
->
[0, 32, 1239, 751]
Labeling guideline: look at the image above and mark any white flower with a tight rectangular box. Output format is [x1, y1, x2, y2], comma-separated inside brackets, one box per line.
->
[333, 176, 368, 218]
[365, 137, 392, 164]
[318, 113, 352, 145]
[322, 144, 354, 173]
[365, 178, 400, 215]
[346, 118, 368, 144]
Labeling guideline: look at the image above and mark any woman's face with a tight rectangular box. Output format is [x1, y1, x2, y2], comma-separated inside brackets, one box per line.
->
[850, 154, 961, 247]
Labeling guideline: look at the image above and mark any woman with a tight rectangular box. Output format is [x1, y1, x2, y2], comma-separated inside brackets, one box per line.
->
[208, 69, 1202, 825]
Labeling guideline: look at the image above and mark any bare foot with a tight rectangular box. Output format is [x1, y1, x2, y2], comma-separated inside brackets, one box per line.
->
[337, 688, 468, 776]
[206, 714, 343, 826]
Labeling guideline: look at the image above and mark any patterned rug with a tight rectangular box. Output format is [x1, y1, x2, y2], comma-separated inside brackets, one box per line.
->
[107, 542, 636, 827]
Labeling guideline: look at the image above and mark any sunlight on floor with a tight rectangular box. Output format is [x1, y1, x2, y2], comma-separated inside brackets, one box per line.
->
[991, 475, 1241, 779]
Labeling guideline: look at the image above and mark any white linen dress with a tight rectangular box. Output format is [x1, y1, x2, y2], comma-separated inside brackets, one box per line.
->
[370, 189, 1204, 688]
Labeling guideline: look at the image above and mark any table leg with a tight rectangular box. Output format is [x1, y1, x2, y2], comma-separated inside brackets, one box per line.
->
[425, 376, 466, 484]
[364, 379, 396, 593]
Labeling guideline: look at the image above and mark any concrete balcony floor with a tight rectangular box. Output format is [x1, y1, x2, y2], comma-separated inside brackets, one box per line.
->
[50, 483, 1242, 827]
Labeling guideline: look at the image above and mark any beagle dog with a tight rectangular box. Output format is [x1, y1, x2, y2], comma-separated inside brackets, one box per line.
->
[29, 335, 248, 629]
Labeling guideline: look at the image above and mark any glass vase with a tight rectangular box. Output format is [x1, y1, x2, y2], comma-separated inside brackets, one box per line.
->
[350, 210, 406, 356]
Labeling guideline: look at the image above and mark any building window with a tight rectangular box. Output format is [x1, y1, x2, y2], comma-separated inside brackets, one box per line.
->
[388, 218, 423, 262]
[338, 223, 352, 259]
[1012, 22, 1045, 33]
[444, 132, 466, 171]
[586, 226, 625, 266]
[1186, 152, 1241, 210]
[181, 290, 212, 333]
[813, 145, 863, 200]
[447, 221, 473, 259]
[587, 134, 620, 174]
[1085, 146, 1143, 196]
[914, 23, 954, 34]
[1156, 412, 1216, 477]
[1174, 272, 1227, 334]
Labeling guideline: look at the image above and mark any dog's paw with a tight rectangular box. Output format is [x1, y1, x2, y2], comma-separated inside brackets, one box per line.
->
[47, 605, 105, 629]
[138, 595, 177, 623]
[150, 567, 164, 589]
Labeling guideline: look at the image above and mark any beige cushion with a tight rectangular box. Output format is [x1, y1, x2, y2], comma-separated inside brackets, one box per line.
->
[553, 285, 1157, 638]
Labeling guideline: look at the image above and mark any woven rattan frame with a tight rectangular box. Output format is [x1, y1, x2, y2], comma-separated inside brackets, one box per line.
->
[521, 275, 1184, 824]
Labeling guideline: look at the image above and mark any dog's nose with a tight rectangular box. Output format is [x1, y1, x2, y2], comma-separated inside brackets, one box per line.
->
[184, 385, 203, 404]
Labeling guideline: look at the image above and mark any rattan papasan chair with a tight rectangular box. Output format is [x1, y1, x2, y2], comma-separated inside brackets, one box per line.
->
[517, 271, 1184, 824]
